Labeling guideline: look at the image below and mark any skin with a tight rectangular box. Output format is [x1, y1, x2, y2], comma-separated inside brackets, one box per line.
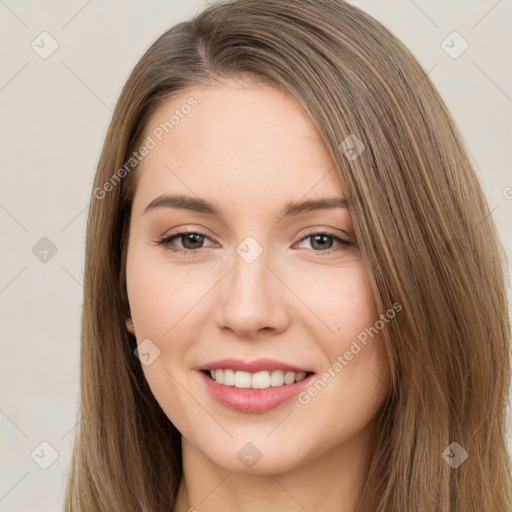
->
[124, 78, 391, 512]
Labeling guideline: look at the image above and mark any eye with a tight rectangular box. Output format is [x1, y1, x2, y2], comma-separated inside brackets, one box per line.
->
[156, 230, 354, 255]
[157, 231, 215, 253]
[295, 232, 353, 253]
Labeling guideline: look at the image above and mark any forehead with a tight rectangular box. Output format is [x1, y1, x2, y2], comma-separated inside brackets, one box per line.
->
[133, 80, 344, 214]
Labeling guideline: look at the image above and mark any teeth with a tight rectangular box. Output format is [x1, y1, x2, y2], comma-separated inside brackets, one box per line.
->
[284, 371, 296, 385]
[234, 370, 252, 388]
[224, 369, 235, 386]
[270, 370, 284, 387]
[208, 369, 308, 389]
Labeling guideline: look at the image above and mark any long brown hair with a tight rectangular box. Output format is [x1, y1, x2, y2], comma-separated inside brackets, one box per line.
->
[64, 1, 512, 510]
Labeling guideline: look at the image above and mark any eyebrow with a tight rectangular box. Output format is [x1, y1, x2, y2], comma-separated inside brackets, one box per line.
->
[143, 194, 348, 217]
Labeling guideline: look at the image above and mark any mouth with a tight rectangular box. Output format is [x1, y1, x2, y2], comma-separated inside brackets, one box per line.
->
[198, 358, 316, 413]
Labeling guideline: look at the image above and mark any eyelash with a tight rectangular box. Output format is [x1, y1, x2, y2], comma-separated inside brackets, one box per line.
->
[156, 229, 354, 256]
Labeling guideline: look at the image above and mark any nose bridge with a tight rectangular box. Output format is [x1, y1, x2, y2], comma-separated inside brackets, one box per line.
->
[216, 238, 288, 335]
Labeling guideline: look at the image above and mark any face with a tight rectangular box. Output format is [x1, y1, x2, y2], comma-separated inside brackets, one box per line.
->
[125, 79, 391, 475]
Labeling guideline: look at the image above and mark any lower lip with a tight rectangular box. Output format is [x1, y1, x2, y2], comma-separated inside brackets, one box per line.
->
[199, 371, 314, 414]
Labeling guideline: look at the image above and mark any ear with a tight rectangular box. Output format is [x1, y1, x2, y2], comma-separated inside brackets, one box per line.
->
[125, 317, 135, 335]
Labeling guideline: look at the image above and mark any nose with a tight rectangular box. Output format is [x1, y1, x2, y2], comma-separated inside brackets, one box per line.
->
[215, 248, 290, 338]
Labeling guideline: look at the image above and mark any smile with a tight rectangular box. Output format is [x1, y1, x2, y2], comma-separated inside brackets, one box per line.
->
[198, 358, 316, 413]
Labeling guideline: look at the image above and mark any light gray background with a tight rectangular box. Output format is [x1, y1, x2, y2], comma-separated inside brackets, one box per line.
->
[0, 1, 511, 510]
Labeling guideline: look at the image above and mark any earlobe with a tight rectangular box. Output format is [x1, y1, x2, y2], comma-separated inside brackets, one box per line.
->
[126, 317, 135, 335]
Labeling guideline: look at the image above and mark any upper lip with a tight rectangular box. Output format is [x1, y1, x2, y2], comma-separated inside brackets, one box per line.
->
[198, 358, 314, 374]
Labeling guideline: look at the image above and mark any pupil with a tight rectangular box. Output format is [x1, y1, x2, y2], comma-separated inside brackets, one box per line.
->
[183, 233, 203, 249]
[311, 234, 332, 250]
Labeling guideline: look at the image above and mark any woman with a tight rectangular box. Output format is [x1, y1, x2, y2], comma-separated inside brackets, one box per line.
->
[65, 0, 512, 510]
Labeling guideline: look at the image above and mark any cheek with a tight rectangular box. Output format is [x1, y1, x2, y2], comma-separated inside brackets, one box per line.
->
[324, 265, 388, 381]
[297, 262, 390, 418]
[298, 259, 379, 335]
[125, 253, 208, 427]
[126, 254, 213, 339]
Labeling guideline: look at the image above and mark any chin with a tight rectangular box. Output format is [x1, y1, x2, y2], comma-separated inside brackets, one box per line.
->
[201, 438, 311, 476]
